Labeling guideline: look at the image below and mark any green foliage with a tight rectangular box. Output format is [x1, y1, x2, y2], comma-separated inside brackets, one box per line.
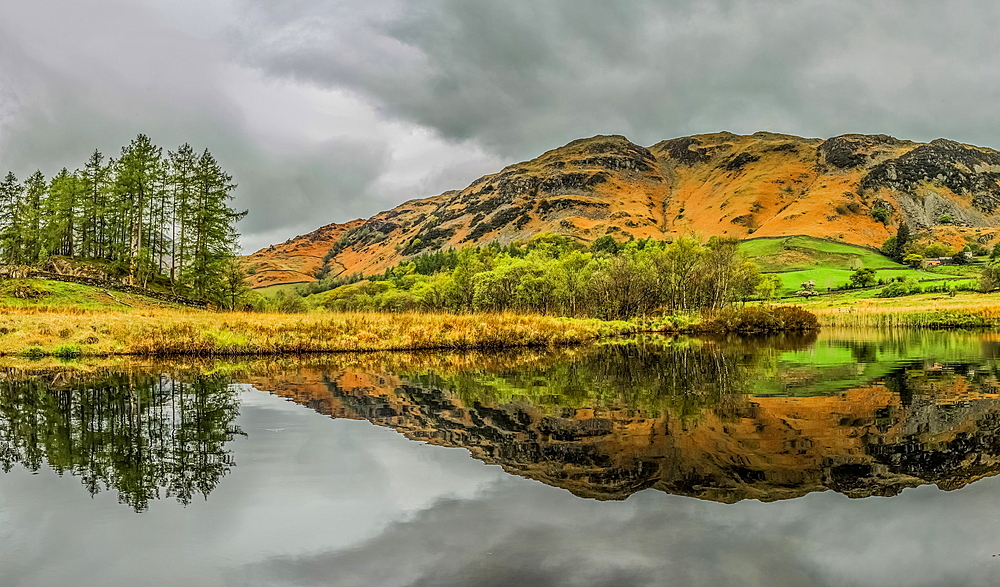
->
[965, 242, 988, 256]
[756, 274, 781, 302]
[903, 253, 924, 269]
[0, 371, 242, 511]
[991, 242, 1000, 260]
[849, 268, 877, 288]
[939, 213, 953, 224]
[309, 235, 762, 319]
[51, 345, 82, 358]
[877, 277, 922, 297]
[918, 243, 954, 258]
[871, 206, 889, 224]
[980, 263, 1000, 293]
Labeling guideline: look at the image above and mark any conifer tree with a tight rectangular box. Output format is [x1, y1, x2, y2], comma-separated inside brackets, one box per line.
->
[0, 172, 24, 264]
[21, 171, 47, 264]
[0, 134, 245, 303]
[78, 150, 109, 260]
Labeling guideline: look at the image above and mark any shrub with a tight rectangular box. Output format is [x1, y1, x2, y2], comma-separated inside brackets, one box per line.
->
[871, 206, 889, 224]
[849, 268, 877, 288]
[698, 306, 819, 332]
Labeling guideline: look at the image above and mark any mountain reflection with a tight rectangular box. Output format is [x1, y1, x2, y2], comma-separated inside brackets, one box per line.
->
[246, 335, 1000, 503]
[6, 332, 1000, 509]
[0, 369, 243, 512]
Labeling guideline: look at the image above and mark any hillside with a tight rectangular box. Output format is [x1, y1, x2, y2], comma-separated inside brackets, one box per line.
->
[243, 219, 365, 289]
[248, 132, 1000, 288]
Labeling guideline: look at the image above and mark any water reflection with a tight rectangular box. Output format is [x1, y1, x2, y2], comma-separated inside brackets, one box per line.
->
[245, 333, 1000, 503]
[5, 330, 1000, 509]
[0, 369, 243, 511]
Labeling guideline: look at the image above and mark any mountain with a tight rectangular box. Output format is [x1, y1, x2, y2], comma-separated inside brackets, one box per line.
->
[247, 132, 1000, 288]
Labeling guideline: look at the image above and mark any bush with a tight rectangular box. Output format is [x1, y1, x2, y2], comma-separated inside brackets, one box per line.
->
[849, 268, 877, 288]
[877, 278, 921, 298]
[698, 306, 819, 332]
[871, 206, 889, 224]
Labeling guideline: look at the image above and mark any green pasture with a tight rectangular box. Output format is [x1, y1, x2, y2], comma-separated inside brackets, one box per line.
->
[740, 235, 903, 272]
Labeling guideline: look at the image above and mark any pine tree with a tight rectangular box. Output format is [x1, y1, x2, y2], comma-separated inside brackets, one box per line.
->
[0, 135, 245, 302]
[78, 150, 109, 260]
[45, 168, 83, 258]
[186, 149, 245, 299]
[168, 143, 197, 285]
[21, 171, 47, 264]
[0, 172, 24, 264]
[114, 134, 162, 284]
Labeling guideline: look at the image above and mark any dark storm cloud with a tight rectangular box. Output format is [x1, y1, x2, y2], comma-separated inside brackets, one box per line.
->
[233, 0, 1000, 159]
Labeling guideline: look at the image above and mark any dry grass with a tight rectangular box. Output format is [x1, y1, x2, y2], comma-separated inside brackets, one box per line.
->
[0, 306, 638, 357]
[810, 297, 1000, 328]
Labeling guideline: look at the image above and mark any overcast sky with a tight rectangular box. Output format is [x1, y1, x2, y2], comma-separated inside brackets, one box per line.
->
[2, 0, 1000, 252]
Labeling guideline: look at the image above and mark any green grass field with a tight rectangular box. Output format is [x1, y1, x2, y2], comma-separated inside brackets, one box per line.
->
[740, 236, 978, 296]
[254, 283, 308, 297]
[740, 235, 904, 272]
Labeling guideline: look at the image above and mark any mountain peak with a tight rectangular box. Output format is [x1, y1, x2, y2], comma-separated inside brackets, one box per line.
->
[247, 132, 1000, 289]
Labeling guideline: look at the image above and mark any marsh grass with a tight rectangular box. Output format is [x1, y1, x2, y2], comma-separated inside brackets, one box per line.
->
[0, 307, 641, 357]
[813, 306, 1000, 329]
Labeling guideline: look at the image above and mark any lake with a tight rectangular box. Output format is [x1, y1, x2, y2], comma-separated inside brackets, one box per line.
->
[3, 329, 1000, 586]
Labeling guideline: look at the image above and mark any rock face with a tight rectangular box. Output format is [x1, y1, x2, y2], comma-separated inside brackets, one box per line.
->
[246, 362, 1000, 503]
[248, 132, 1000, 287]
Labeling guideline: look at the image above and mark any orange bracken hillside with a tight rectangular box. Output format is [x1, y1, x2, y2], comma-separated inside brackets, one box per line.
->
[243, 219, 364, 288]
[246, 132, 1000, 288]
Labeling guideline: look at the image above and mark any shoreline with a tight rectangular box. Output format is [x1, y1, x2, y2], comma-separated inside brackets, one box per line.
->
[7, 300, 1000, 359]
[0, 305, 818, 359]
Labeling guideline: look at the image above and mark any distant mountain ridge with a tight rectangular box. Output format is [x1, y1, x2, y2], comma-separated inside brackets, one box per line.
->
[245, 131, 1000, 289]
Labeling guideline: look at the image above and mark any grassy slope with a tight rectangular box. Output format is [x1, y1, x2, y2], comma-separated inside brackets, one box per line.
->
[739, 235, 971, 295]
[0, 279, 186, 311]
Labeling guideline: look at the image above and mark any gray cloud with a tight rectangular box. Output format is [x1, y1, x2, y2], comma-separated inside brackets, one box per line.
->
[0, 0, 399, 252]
[233, 0, 1000, 160]
[4, 0, 1000, 250]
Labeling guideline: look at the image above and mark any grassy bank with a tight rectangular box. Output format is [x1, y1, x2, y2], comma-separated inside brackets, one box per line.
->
[0, 302, 825, 358]
[803, 292, 1000, 328]
[0, 307, 645, 357]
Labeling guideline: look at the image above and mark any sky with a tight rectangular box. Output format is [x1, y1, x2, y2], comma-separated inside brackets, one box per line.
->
[2, 1, 1000, 253]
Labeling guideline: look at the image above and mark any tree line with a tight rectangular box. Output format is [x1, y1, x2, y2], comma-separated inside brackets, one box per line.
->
[297, 234, 764, 319]
[0, 135, 246, 302]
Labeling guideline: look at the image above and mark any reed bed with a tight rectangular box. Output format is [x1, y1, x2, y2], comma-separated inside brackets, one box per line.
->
[813, 305, 1000, 329]
[0, 307, 639, 357]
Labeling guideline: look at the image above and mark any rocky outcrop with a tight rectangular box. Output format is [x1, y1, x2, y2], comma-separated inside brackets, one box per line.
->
[249, 132, 1000, 287]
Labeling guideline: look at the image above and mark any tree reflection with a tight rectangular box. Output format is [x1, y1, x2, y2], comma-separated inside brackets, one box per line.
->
[0, 371, 242, 512]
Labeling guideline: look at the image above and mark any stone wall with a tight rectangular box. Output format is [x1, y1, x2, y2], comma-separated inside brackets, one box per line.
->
[25, 271, 208, 308]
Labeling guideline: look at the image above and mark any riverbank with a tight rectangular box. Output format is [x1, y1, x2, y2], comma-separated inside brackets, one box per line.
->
[0, 307, 644, 357]
[799, 291, 1000, 328]
[0, 304, 823, 358]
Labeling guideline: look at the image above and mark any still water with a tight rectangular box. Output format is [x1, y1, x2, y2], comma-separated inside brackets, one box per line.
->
[3, 330, 1000, 586]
